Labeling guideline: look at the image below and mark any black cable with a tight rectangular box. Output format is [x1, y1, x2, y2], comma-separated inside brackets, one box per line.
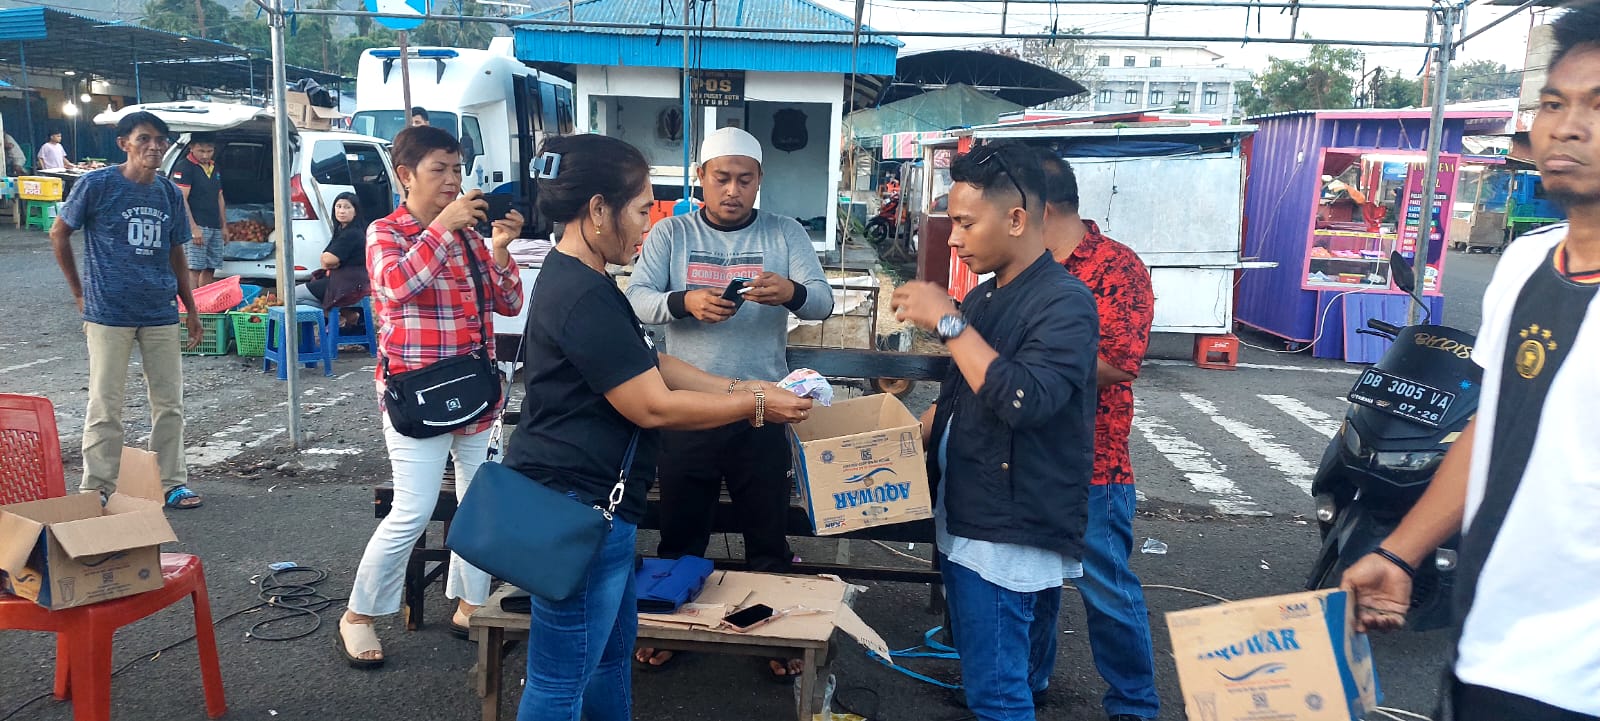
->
[0, 565, 343, 721]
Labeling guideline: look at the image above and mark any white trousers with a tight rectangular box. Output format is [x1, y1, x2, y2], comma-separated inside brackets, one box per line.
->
[348, 416, 493, 616]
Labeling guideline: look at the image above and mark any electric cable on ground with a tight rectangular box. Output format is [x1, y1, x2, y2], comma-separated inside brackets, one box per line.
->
[0, 565, 342, 721]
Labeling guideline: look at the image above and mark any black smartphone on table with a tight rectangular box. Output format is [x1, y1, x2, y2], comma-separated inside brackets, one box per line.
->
[722, 603, 775, 632]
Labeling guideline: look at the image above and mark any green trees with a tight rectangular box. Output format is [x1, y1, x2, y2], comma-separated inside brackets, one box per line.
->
[1234, 44, 1362, 116]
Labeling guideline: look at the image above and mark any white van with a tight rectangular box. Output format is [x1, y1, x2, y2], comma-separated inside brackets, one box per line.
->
[94, 102, 401, 282]
[351, 39, 572, 237]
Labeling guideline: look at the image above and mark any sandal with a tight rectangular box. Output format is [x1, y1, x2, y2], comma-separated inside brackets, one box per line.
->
[633, 648, 684, 673]
[163, 485, 203, 509]
[450, 607, 476, 640]
[337, 616, 385, 669]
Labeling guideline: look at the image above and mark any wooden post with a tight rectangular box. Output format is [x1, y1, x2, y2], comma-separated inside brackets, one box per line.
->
[399, 31, 413, 122]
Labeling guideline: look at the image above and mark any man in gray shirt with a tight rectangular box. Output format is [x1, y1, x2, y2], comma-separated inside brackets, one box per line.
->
[627, 127, 832, 678]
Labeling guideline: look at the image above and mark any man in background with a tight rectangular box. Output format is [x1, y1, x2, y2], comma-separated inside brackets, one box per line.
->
[170, 133, 226, 288]
[1037, 149, 1159, 721]
[37, 131, 70, 171]
[409, 107, 430, 128]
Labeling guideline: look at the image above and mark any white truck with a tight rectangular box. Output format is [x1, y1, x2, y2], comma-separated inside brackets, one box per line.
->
[351, 39, 573, 237]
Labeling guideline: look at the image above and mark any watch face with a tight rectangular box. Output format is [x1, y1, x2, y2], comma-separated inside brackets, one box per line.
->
[938, 314, 964, 339]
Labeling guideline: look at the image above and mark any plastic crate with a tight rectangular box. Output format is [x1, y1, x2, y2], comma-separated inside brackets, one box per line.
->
[18, 176, 63, 202]
[231, 311, 269, 357]
[182, 313, 234, 356]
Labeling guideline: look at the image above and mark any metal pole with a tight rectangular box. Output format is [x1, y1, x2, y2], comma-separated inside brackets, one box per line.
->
[1409, 2, 1454, 326]
[20, 43, 31, 153]
[269, 0, 303, 447]
[681, 0, 692, 206]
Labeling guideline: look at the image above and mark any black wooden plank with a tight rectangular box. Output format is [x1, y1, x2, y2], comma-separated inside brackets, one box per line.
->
[784, 347, 951, 381]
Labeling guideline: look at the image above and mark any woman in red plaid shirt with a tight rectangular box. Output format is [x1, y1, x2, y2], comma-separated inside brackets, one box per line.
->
[339, 125, 525, 668]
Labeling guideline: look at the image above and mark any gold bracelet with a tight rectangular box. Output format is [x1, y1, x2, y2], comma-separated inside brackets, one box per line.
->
[727, 378, 743, 394]
[752, 389, 766, 428]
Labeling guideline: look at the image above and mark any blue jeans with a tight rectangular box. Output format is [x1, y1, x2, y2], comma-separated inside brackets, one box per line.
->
[1067, 483, 1160, 719]
[942, 553, 1060, 721]
[517, 519, 638, 721]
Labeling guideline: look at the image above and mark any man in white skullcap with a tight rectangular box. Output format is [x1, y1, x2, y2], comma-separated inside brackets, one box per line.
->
[627, 126, 832, 679]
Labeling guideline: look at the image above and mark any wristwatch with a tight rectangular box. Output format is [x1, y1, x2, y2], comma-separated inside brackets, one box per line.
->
[936, 313, 968, 342]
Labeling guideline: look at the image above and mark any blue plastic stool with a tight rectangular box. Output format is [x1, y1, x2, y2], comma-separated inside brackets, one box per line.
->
[324, 297, 378, 357]
[263, 305, 335, 379]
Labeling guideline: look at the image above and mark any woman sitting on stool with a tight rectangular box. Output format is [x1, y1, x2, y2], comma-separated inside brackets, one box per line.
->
[295, 191, 370, 323]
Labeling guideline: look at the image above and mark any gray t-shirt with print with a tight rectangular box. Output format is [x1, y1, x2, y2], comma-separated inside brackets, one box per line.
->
[58, 166, 192, 327]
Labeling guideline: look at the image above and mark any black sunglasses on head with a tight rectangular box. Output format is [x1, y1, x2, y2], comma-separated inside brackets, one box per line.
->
[975, 149, 1028, 211]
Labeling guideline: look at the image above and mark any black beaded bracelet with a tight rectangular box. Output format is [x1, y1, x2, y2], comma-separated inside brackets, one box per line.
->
[1372, 547, 1417, 579]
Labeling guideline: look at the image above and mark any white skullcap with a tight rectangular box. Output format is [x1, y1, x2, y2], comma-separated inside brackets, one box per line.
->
[699, 127, 763, 166]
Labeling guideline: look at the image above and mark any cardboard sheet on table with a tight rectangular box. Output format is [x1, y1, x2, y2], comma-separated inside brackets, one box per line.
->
[637, 571, 891, 662]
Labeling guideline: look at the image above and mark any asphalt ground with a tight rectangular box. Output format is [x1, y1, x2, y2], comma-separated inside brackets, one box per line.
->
[0, 226, 1502, 721]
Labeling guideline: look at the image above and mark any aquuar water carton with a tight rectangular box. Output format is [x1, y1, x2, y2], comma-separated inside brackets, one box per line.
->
[788, 393, 932, 536]
[1166, 589, 1379, 721]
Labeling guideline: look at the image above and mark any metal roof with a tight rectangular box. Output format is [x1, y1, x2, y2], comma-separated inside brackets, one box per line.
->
[0, 7, 344, 96]
[880, 50, 1086, 108]
[513, 0, 900, 75]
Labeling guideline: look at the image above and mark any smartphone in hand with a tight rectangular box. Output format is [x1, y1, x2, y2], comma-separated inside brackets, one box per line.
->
[474, 194, 517, 236]
[722, 277, 752, 306]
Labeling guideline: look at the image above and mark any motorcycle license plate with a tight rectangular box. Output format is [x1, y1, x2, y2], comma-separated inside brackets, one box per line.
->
[1348, 368, 1456, 428]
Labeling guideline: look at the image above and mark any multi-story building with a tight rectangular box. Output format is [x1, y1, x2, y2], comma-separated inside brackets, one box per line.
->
[1061, 41, 1252, 117]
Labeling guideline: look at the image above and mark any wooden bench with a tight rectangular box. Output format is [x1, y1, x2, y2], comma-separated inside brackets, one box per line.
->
[375, 346, 954, 629]
[469, 583, 836, 721]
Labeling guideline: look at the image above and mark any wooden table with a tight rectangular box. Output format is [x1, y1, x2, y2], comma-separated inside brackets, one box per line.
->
[470, 583, 834, 721]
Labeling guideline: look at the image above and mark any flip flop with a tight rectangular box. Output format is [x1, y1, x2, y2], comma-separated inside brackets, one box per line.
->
[763, 657, 804, 684]
[163, 485, 203, 509]
[633, 648, 684, 673]
[337, 617, 385, 669]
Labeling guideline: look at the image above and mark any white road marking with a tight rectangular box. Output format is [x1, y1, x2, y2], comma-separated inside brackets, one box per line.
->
[1182, 393, 1316, 495]
[0, 356, 63, 374]
[1147, 359, 1362, 375]
[302, 447, 360, 455]
[1131, 400, 1269, 516]
[1259, 394, 1341, 439]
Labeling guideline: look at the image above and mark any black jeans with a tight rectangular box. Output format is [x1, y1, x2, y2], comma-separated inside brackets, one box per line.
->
[655, 421, 793, 572]
[1448, 677, 1598, 721]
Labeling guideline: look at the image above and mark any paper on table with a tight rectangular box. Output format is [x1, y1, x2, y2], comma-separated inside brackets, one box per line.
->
[638, 602, 730, 628]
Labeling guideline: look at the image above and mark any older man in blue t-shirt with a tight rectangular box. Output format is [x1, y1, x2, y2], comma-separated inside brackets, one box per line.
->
[50, 111, 205, 509]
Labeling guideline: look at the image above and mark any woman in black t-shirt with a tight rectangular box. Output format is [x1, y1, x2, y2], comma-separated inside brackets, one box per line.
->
[506, 134, 812, 721]
[294, 192, 370, 312]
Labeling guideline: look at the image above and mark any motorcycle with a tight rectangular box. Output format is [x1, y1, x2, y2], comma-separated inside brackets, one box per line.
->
[1305, 252, 1481, 631]
[865, 192, 901, 243]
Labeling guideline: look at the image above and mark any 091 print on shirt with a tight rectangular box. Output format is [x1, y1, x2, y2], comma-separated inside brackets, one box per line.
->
[122, 207, 170, 254]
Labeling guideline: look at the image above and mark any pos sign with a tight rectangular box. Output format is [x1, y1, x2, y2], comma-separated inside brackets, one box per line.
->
[366, 0, 428, 31]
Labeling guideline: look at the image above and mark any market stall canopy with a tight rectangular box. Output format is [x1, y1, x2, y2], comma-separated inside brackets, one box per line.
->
[0, 7, 343, 97]
[876, 50, 1087, 108]
[849, 84, 1021, 149]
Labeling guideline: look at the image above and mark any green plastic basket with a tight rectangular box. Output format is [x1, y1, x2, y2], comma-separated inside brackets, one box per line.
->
[181, 313, 234, 356]
[230, 311, 269, 357]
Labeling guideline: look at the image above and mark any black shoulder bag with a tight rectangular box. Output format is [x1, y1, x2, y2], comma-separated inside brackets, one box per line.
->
[381, 238, 502, 438]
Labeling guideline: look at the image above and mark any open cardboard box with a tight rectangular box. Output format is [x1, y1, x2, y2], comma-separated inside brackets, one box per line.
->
[284, 90, 344, 130]
[638, 570, 891, 662]
[789, 394, 931, 536]
[0, 448, 178, 609]
[1166, 589, 1379, 721]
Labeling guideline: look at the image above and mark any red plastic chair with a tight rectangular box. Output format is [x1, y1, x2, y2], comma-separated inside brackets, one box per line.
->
[0, 395, 226, 720]
[0, 392, 66, 504]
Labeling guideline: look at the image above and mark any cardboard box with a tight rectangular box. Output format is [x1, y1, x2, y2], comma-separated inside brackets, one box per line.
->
[0, 448, 178, 609]
[1166, 589, 1379, 721]
[789, 394, 931, 536]
[284, 90, 343, 130]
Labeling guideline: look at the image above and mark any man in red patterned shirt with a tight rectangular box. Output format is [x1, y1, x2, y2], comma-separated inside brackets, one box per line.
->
[1036, 150, 1158, 721]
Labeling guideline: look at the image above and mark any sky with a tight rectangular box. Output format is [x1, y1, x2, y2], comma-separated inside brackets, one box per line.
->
[810, 0, 1553, 77]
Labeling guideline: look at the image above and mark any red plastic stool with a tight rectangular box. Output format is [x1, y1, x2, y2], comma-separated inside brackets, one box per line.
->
[1194, 333, 1240, 370]
[0, 553, 227, 721]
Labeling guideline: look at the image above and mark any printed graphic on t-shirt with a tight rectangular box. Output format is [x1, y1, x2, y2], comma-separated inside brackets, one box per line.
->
[122, 206, 171, 255]
[685, 250, 764, 291]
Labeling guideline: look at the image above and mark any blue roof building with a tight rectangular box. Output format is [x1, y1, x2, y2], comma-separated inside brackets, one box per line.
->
[512, 0, 903, 252]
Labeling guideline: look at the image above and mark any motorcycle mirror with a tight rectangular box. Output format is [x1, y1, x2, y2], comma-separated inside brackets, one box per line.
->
[1389, 251, 1417, 295]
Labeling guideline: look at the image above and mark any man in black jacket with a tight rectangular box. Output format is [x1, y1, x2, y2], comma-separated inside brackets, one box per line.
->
[892, 141, 1099, 721]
